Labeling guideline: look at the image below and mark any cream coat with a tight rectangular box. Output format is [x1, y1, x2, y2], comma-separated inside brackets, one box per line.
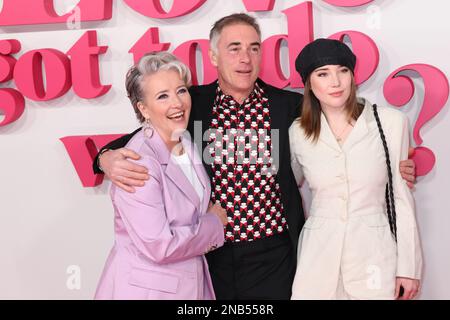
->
[289, 98, 422, 299]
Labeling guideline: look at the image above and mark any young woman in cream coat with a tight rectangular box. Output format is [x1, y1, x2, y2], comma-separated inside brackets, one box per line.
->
[289, 39, 422, 300]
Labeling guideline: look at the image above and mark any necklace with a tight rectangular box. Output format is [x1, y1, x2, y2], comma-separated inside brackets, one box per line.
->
[332, 122, 352, 143]
[171, 142, 185, 156]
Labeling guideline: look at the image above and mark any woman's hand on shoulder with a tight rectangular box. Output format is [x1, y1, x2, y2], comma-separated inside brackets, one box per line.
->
[208, 202, 228, 226]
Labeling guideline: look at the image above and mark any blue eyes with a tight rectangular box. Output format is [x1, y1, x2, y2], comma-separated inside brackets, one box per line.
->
[156, 88, 187, 100]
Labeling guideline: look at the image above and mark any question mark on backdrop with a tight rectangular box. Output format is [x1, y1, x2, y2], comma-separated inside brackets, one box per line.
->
[383, 64, 449, 176]
[322, 0, 374, 7]
[242, 0, 276, 11]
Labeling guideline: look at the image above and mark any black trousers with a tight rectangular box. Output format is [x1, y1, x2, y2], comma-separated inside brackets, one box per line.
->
[206, 231, 296, 300]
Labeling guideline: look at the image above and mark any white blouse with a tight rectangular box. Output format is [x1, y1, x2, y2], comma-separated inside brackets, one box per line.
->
[172, 152, 204, 202]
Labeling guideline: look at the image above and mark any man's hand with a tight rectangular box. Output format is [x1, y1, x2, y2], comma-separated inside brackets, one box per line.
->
[99, 148, 149, 193]
[399, 147, 416, 189]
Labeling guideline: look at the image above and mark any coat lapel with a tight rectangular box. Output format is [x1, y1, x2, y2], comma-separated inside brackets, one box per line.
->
[188, 81, 218, 179]
[319, 112, 342, 152]
[145, 129, 202, 211]
[319, 98, 377, 152]
[182, 134, 210, 213]
[341, 98, 377, 152]
[257, 79, 288, 172]
[165, 159, 202, 211]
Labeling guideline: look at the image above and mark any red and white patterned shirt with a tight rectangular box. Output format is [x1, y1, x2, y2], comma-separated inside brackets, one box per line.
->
[208, 83, 288, 242]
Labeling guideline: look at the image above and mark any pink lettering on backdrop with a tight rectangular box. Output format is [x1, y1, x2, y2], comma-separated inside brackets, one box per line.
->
[0, 88, 25, 126]
[67, 31, 111, 99]
[242, 0, 276, 11]
[173, 40, 217, 86]
[383, 64, 449, 176]
[0, 39, 25, 126]
[123, 0, 207, 19]
[322, 0, 374, 6]
[0, 0, 447, 183]
[60, 134, 125, 187]
[0, 39, 20, 81]
[260, 1, 314, 88]
[0, 0, 112, 26]
[328, 31, 379, 85]
[260, 2, 379, 88]
[129, 28, 170, 64]
[13, 49, 72, 101]
[1, 31, 110, 126]
[260, 35, 290, 88]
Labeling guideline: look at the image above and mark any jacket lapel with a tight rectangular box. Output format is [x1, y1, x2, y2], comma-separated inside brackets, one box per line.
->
[257, 79, 288, 171]
[259, 79, 283, 130]
[319, 98, 377, 152]
[165, 159, 202, 211]
[188, 81, 218, 179]
[182, 134, 210, 213]
[146, 129, 202, 211]
[341, 98, 377, 152]
[319, 112, 342, 152]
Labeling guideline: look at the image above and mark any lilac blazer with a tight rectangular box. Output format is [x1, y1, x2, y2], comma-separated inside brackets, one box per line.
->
[94, 129, 224, 300]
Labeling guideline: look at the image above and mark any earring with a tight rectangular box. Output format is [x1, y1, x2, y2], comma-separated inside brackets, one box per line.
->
[143, 118, 154, 138]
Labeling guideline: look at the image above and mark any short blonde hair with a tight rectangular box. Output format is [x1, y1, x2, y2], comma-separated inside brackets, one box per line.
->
[125, 51, 192, 123]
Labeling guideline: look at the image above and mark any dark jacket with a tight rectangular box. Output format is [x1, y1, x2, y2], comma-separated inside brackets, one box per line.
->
[93, 79, 305, 250]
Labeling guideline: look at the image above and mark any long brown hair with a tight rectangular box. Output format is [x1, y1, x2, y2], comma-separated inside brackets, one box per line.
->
[298, 73, 362, 143]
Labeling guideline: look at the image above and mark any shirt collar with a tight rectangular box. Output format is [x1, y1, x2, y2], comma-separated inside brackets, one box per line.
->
[215, 82, 265, 107]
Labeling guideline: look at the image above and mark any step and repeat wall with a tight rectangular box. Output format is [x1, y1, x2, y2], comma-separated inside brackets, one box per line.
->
[0, 0, 449, 299]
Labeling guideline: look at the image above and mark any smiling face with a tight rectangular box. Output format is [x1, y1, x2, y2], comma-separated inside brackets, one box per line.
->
[309, 64, 353, 111]
[209, 23, 261, 102]
[137, 69, 191, 149]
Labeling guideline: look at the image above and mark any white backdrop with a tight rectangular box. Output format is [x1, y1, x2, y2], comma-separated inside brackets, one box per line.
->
[1, 0, 449, 299]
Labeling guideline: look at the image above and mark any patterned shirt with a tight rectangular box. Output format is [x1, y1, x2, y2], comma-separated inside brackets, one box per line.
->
[208, 82, 288, 242]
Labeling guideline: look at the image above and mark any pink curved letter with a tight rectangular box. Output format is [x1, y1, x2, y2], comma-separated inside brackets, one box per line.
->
[0, 0, 112, 26]
[322, 0, 374, 7]
[260, 35, 289, 88]
[328, 31, 379, 85]
[14, 49, 71, 101]
[124, 0, 206, 19]
[0, 39, 21, 83]
[61, 134, 126, 187]
[242, 0, 276, 11]
[0, 88, 25, 127]
[264, 1, 314, 88]
[0, 39, 24, 127]
[173, 40, 217, 85]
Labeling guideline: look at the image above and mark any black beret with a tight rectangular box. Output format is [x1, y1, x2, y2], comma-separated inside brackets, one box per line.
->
[295, 38, 357, 84]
